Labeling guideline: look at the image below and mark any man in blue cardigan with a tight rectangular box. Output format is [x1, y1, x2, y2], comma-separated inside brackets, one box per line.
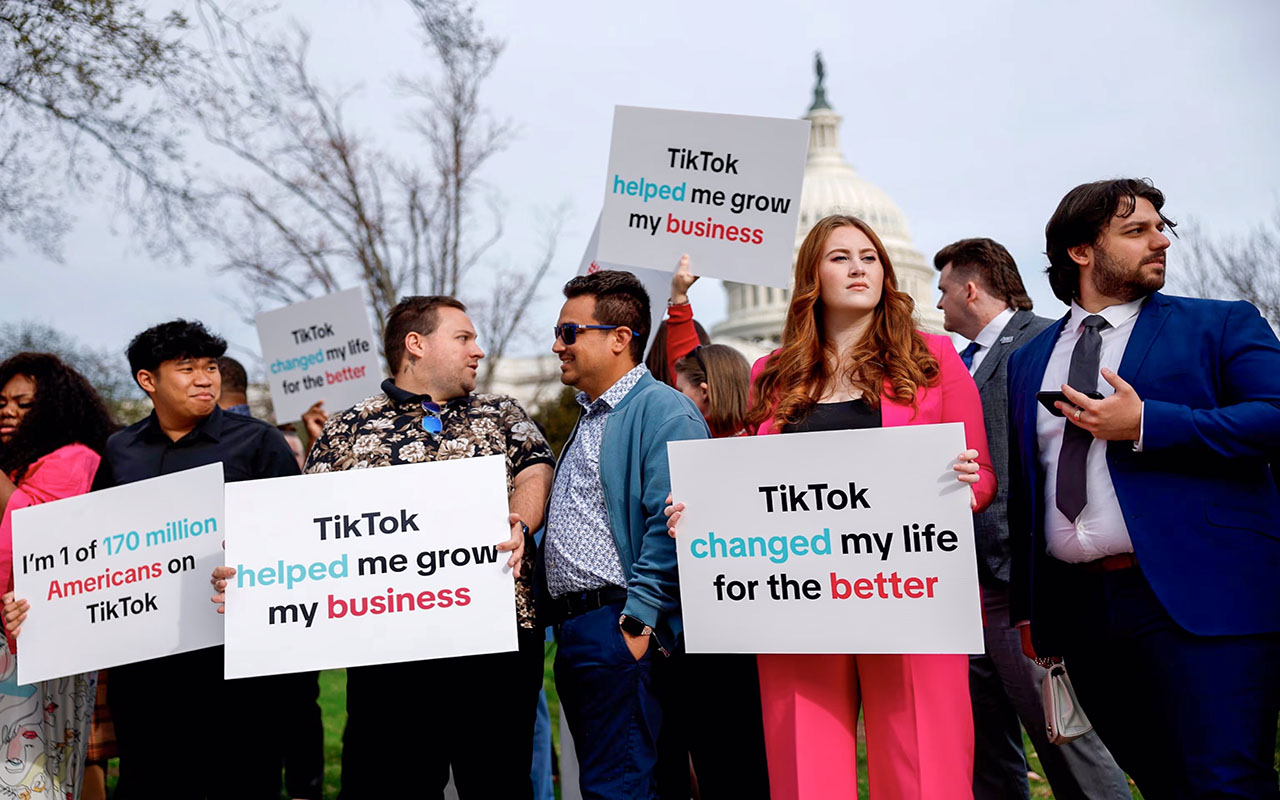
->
[540, 269, 709, 800]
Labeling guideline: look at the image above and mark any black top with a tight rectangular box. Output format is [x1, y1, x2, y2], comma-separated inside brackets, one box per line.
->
[784, 398, 882, 434]
[93, 404, 301, 490]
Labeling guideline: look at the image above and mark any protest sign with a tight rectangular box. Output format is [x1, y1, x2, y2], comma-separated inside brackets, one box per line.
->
[12, 464, 225, 684]
[598, 106, 809, 289]
[223, 456, 517, 678]
[577, 213, 670, 356]
[668, 423, 983, 654]
[255, 287, 382, 423]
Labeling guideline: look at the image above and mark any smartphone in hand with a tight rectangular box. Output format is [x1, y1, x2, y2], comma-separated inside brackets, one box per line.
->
[1037, 390, 1104, 417]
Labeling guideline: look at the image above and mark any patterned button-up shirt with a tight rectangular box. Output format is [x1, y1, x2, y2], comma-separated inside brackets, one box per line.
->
[304, 379, 554, 628]
[544, 364, 649, 597]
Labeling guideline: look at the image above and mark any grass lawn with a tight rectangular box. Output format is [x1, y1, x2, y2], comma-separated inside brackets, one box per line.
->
[111, 656, 1280, 798]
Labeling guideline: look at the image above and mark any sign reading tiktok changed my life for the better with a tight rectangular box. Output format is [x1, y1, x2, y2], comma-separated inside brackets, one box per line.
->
[668, 424, 983, 654]
[223, 456, 517, 678]
[255, 287, 382, 423]
[597, 106, 809, 289]
[12, 464, 226, 684]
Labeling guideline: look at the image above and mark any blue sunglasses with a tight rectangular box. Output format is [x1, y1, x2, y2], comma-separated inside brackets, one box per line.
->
[554, 323, 620, 345]
[422, 400, 442, 436]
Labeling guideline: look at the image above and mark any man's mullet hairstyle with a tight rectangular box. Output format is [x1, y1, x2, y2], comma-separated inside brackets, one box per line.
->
[933, 238, 1034, 311]
[562, 270, 652, 363]
[126, 319, 228, 383]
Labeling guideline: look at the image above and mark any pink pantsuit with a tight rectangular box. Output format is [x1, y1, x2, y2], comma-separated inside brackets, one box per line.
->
[752, 333, 996, 800]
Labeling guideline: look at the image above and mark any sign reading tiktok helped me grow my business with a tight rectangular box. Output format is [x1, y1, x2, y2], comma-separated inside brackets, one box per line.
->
[255, 287, 382, 423]
[668, 424, 983, 654]
[223, 456, 517, 678]
[12, 464, 226, 684]
[597, 106, 809, 289]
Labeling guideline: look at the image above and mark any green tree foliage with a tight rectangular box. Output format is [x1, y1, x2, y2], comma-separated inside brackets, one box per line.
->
[531, 385, 581, 459]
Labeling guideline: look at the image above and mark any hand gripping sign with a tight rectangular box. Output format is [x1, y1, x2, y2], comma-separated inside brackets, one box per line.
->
[668, 424, 983, 654]
[598, 106, 809, 289]
[223, 456, 517, 678]
[12, 463, 226, 684]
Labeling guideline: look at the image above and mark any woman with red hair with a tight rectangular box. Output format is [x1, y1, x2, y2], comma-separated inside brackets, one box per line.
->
[688, 214, 996, 798]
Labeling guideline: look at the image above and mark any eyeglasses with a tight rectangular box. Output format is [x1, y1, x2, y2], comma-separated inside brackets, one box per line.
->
[553, 323, 620, 345]
[421, 400, 442, 437]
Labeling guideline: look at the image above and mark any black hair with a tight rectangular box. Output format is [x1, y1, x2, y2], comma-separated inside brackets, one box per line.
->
[0, 353, 115, 481]
[383, 296, 468, 373]
[216, 357, 248, 394]
[1045, 178, 1177, 304]
[562, 270, 651, 363]
[126, 320, 227, 387]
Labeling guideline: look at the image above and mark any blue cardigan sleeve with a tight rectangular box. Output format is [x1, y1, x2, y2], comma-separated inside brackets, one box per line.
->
[622, 410, 709, 631]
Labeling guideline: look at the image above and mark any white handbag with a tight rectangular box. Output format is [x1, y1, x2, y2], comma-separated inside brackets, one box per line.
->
[1042, 661, 1094, 745]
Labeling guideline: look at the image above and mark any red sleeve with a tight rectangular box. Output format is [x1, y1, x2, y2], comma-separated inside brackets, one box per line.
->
[930, 337, 997, 512]
[665, 302, 701, 383]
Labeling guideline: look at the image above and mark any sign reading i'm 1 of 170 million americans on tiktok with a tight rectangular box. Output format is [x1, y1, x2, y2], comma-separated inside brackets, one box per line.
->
[11, 463, 226, 684]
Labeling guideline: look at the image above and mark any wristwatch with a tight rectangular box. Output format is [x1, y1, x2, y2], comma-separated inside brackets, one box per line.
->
[619, 614, 653, 638]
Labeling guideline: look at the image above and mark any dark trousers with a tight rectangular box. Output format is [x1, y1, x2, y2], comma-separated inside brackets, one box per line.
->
[555, 601, 662, 800]
[1057, 565, 1280, 799]
[970, 584, 1128, 800]
[109, 646, 322, 800]
[656, 650, 771, 799]
[340, 626, 545, 799]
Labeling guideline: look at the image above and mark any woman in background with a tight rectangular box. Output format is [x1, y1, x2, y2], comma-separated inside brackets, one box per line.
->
[0, 352, 114, 800]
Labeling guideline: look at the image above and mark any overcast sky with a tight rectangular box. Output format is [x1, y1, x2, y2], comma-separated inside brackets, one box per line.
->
[4, 0, 1278, 373]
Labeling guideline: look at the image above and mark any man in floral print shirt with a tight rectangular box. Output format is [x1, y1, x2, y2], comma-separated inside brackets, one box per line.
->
[225, 296, 554, 799]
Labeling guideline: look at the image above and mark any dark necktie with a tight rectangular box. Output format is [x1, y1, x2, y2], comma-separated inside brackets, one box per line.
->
[959, 341, 980, 370]
[1056, 314, 1110, 522]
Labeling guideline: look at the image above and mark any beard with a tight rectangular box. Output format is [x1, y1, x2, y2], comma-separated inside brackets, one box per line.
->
[1091, 245, 1165, 302]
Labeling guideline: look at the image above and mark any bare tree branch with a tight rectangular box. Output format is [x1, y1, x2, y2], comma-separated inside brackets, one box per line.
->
[1171, 208, 1280, 332]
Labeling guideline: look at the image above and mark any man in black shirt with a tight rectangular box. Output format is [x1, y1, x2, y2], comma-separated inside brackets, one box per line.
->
[95, 320, 310, 799]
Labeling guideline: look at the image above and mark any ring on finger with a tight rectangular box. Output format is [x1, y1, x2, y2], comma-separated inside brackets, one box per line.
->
[1074, 408, 1083, 421]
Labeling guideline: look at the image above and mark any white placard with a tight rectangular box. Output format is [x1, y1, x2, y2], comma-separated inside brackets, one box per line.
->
[255, 287, 382, 423]
[12, 464, 226, 684]
[223, 456, 517, 678]
[577, 213, 670, 358]
[668, 424, 983, 654]
[598, 106, 809, 289]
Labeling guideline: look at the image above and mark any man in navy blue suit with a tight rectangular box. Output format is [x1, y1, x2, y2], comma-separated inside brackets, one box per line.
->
[1007, 178, 1280, 798]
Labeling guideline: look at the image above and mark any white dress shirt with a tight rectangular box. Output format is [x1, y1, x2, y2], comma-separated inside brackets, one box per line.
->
[966, 307, 1016, 375]
[1036, 298, 1145, 562]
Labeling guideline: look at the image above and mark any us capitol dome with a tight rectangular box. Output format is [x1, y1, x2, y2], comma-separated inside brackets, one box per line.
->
[713, 58, 944, 345]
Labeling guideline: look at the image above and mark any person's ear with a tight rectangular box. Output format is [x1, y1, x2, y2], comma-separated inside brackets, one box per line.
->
[1068, 243, 1092, 268]
[610, 327, 633, 356]
[136, 369, 158, 395]
[402, 331, 428, 369]
[965, 281, 980, 304]
[698, 382, 710, 399]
